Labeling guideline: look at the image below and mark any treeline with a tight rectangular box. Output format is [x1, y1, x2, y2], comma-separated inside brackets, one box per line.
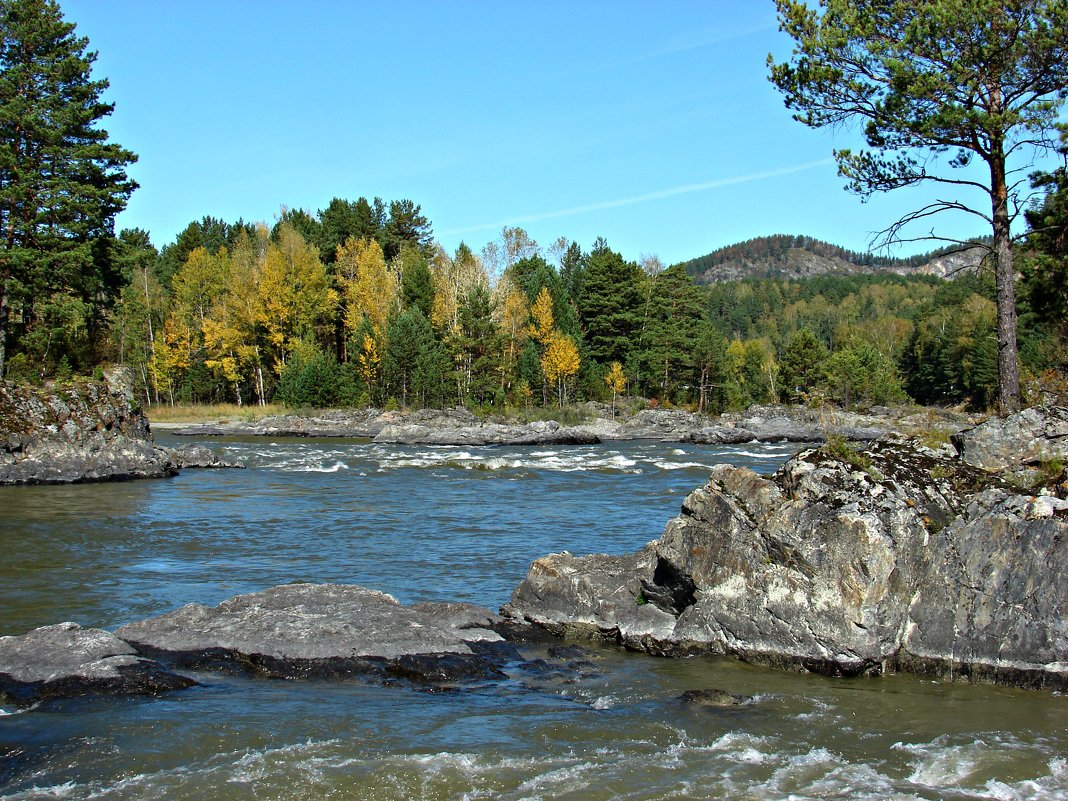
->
[5, 191, 1065, 414]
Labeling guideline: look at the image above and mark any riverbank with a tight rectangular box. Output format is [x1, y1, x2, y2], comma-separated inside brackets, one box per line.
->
[160, 401, 978, 447]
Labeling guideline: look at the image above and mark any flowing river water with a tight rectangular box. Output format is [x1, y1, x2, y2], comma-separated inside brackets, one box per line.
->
[0, 436, 1065, 800]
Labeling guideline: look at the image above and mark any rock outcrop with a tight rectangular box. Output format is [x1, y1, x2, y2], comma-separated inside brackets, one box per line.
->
[0, 369, 178, 484]
[0, 623, 196, 705]
[1, 584, 534, 706]
[0, 370, 244, 484]
[505, 408, 1068, 690]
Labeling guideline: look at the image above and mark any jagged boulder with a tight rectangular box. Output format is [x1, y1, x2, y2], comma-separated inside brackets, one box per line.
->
[953, 405, 1068, 474]
[0, 623, 195, 706]
[505, 409, 1068, 689]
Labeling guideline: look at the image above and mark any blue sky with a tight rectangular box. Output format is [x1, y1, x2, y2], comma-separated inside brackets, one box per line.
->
[63, 1, 1039, 265]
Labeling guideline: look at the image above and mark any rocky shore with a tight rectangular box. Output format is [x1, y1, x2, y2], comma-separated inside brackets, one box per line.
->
[0, 371, 240, 485]
[504, 407, 1068, 689]
[169, 402, 972, 447]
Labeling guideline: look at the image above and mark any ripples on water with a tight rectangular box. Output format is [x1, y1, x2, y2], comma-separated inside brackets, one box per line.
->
[1, 437, 1066, 800]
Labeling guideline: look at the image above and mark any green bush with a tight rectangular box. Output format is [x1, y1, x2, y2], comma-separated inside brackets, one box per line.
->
[276, 345, 354, 408]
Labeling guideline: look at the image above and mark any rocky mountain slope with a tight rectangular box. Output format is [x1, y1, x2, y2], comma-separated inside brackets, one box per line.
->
[679, 234, 987, 284]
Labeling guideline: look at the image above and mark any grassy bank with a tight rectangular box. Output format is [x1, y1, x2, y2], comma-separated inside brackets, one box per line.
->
[144, 403, 290, 425]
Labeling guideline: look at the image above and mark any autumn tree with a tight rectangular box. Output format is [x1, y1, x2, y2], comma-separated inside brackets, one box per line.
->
[337, 236, 397, 342]
[257, 223, 336, 374]
[201, 230, 269, 406]
[769, 0, 1068, 412]
[0, 0, 137, 376]
[495, 277, 530, 400]
[541, 331, 580, 407]
[431, 242, 486, 333]
[604, 360, 626, 416]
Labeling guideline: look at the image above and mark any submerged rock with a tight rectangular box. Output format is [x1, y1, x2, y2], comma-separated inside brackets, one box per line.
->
[0, 623, 195, 706]
[505, 408, 1068, 690]
[116, 583, 510, 686]
[678, 688, 750, 707]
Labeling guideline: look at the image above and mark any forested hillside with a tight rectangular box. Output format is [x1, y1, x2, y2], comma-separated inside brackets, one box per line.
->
[679, 235, 987, 284]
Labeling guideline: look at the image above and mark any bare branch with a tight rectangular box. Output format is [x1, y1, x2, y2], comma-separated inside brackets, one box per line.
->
[871, 199, 993, 252]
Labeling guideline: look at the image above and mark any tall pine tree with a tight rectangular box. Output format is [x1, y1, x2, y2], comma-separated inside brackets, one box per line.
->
[0, 0, 137, 376]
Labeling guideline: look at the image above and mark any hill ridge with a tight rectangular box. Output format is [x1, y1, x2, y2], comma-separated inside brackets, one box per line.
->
[678, 234, 987, 283]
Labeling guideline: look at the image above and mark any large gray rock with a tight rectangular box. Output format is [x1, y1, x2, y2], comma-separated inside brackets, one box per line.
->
[505, 411, 1068, 689]
[0, 371, 178, 484]
[954, 406, 1068, 473]
[116, 584, 511, 685]
[0, 623, 195, 706]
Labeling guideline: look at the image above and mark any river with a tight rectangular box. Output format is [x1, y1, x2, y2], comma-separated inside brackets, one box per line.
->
[0, 436, 1065, 800]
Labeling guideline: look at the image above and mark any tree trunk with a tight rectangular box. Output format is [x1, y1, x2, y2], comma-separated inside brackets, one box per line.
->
[989, 153, 1022, 414]
[0, 270, 10, 378]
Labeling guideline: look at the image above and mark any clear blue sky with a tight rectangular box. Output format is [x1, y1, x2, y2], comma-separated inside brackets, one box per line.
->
[63, 1, 1036, 266]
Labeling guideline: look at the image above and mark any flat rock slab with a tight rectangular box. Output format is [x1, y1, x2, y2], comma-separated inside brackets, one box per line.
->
[116, 584, 509, 685]
[0, 622, 195, 706]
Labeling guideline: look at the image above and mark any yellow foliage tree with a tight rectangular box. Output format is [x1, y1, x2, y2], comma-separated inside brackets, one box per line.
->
[541, 331, 580, 407]
[604, 360, 626, 417]
[171, 246, 229, 329]
[356, 331, 380, 394]
[151, 316, 196, 406]
[199, 230, 270, 406]
[337, 237, 397, 341]
[257, 223, 337, 373]
[430, 243, 486, 333]
[528, 286, 554, 345]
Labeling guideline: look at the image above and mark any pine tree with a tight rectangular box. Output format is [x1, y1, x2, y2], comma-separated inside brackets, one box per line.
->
[578, 240, 644, 366]
[639, 263, 705, 401]
[1, 0, 137, 375]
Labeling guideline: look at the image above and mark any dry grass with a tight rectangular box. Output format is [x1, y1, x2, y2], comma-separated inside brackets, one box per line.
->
[144, 403, 289, 425]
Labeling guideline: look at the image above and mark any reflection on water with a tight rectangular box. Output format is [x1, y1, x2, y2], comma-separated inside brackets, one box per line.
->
[1, 436, 1066, 800]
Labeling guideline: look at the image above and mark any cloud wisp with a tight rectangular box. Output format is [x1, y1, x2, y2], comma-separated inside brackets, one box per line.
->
[441, 158, 836, 237]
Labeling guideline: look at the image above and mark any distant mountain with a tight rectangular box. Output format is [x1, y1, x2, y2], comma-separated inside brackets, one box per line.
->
[678, 234, 987, 284]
